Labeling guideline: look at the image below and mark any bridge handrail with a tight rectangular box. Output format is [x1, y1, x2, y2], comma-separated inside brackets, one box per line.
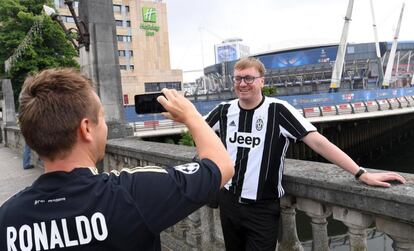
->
[130, 95, 414, 133]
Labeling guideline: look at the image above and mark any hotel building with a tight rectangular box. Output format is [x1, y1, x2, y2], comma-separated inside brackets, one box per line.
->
[54, 0, 183, 105]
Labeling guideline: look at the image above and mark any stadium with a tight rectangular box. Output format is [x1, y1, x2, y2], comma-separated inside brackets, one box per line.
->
[193, 41, 414, 96]
[126, 41, 414, 123]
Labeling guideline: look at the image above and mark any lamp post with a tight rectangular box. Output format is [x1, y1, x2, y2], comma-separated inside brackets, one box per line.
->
[45, 0, 130, 140]
[43, 2, 89, 51]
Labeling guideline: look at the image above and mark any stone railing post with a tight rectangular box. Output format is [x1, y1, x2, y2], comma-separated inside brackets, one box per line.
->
[333, 206, 373, 251]
[1, 79, 17, 146]
[376, 217, 414, 251]
[199, 207, 224, 250]
[278, 195, 303, 251]
[297, 198, 332, 251]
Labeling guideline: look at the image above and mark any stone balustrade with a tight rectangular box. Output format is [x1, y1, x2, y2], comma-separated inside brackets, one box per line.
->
[3, 127, 414, 250]
[105, 137, 414, 251]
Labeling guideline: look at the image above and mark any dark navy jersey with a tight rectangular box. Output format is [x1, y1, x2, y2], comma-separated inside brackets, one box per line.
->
[205, 96, 316, 201]
[0, 159, 221, 251]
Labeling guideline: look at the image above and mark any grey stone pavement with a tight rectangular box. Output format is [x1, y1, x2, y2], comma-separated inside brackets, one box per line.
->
[0, 143, 43, 205]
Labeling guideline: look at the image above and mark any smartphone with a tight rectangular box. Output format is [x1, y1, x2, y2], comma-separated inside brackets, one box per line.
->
[134, 92, 166, 114]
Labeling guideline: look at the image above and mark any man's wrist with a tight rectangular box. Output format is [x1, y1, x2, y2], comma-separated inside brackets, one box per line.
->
[354, 167, 367, 180]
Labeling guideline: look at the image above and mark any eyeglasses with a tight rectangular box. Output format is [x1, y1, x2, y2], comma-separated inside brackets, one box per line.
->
[232, 75, 262, 85]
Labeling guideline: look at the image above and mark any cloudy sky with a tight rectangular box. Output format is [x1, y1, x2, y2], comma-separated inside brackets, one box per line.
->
[162, 0, 412, 82]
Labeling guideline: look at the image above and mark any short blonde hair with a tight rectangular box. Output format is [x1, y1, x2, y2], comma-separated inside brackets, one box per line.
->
[234, 57, 266, 76]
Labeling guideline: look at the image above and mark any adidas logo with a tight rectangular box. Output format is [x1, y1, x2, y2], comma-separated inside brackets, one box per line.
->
[229, 121, 236, 127]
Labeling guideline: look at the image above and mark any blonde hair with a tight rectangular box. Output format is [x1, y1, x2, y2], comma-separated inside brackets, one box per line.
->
[234, 57, 266, 76]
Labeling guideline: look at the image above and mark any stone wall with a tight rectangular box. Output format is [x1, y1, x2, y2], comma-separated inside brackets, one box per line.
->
[3, 127, 414, 250]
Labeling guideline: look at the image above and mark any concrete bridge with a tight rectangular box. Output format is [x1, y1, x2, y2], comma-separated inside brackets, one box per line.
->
[2, 124, 414, 251]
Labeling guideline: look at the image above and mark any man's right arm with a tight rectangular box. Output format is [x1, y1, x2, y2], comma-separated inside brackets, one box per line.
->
[157, 89, 234, 187]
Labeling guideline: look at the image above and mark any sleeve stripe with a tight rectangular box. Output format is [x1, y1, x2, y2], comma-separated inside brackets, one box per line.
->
[106, 166, 168, 176]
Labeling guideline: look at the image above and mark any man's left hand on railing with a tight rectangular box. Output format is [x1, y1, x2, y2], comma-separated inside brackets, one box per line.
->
[359, 171, 406, 188]
[302, 131, 407, 188]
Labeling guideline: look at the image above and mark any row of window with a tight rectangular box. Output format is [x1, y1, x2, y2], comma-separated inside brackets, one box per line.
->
[58, 0, 78, 8]
[118, 50, 134, 57]
[145, 82, 182, 92]
[120, 65, 135, 71]
[64, 16, 131, 29]
[115, 20, 131, 28]
[117, 35, 132, 42]
[63, 16, 75, 23]
[57, 1, 129, 14]
[113, 4, 130, 13]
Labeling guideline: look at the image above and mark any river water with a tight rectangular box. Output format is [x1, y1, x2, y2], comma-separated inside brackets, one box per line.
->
[297, 134, 414, 250]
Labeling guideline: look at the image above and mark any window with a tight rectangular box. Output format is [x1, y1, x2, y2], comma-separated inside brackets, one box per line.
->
[128, 50, 134, 57]
[64, 16, 75, 23]
[118, 50, 126, 57]
[59, 0, 78, 8]
[145, 82, 182, 92]
[116, 35, 132, 42]
[125, 6, 130, 12]
[113, 4, 121, 12]
[59, 0, 66, 8]
[115, 20, 123, 27]
[129, 65, 134, 70]
[126, 21, 131, 27]
[120, 65, 127, 70]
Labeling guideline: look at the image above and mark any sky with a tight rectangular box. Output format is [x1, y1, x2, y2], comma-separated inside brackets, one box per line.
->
[162, 0, 413, 82]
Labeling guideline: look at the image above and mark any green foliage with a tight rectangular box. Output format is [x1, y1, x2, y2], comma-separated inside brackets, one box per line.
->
[0, 0, 78, 108]
[179, 131, 195, 146]
[262, 86, 277, 96]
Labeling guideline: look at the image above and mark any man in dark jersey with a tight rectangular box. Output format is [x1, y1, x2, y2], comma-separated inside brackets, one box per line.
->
[205, 57, 406, 251]
[0, 68, 234, 251]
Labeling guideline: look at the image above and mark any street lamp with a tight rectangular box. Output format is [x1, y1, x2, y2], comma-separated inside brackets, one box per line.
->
[43, 1, 89, 51]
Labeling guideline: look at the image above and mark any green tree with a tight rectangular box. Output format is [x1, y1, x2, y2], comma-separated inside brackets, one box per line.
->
[0, 0, 78, 107]
[262, 86, 277, 96]
[179, 131, 195, 146]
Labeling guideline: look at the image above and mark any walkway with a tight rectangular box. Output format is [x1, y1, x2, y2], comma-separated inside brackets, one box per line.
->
[0, 144, 43, 205]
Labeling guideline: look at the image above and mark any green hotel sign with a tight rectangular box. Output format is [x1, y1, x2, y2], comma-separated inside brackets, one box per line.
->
[142, 7, 157, 22]
[141, 7, 160, 36]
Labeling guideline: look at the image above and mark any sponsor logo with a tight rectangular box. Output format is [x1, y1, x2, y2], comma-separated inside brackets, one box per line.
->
[228, 132, 261, 148]
[174, 163, 200, 174]
[256, 118, 264, 131]
[229, 121, 236, 127]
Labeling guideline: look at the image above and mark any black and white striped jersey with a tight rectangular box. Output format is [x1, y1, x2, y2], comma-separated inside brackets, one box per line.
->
[206, 96, 316, 201]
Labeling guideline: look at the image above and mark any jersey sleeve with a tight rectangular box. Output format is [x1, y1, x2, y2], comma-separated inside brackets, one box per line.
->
[113, 158, 221, 233]
[204, 104, 222, 130]
[277, 100, 317, 141]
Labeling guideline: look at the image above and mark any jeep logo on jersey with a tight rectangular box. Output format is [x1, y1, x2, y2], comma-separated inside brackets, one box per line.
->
[228, 132, 261, 148]
[256, 118, 264, 131]
[174, 163, 200, 174]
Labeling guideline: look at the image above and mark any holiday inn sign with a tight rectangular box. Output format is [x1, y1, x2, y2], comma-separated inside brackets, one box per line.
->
[140, 7, 160, 36]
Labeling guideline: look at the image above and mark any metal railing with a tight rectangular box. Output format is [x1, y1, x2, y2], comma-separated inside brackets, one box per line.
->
[130, 95, 414, 135]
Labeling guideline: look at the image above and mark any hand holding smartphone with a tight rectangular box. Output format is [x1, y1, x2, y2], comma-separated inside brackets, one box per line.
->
[134, 92, 166, 114]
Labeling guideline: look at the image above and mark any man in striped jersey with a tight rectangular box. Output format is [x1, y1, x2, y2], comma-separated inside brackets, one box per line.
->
[205, 57, 406, 251]
[0, 68, 234, 251]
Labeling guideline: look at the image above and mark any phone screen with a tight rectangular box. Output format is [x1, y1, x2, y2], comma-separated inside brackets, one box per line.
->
[134, 93, 166, 114]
